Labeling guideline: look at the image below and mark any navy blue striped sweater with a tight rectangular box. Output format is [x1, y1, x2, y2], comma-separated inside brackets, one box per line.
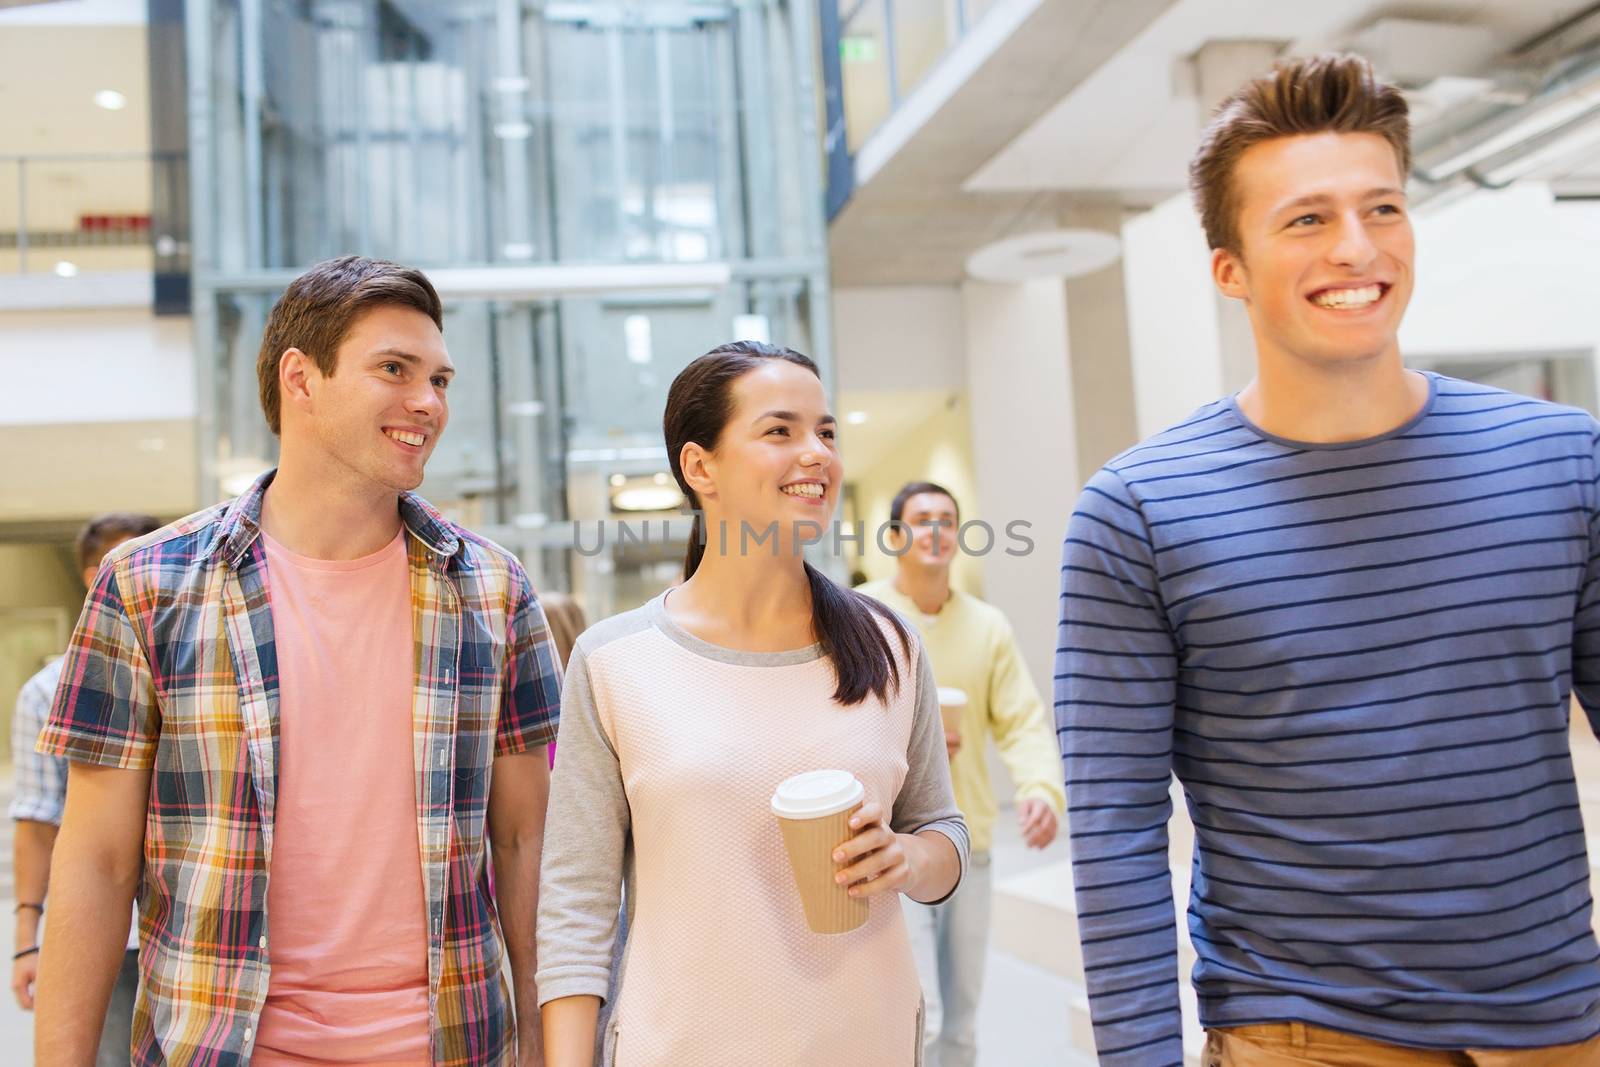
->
[1056, 373, 1600, 1064]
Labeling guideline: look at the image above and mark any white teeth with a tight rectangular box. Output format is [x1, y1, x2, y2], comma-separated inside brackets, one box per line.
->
[782, 483, 824, 498]
[386, 429, 425, 446]
[1312, 284, 1382, 309]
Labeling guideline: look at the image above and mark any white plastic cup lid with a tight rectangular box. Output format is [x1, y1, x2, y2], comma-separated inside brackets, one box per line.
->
[771, 769, 865, 819]
[937, 687, 969, 707]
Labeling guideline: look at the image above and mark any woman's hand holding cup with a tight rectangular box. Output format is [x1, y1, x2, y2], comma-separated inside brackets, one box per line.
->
[833, 800, 915, 899]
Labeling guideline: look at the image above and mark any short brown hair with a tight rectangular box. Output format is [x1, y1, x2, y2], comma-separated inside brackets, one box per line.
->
[256, 255, 444, 434]
[889, 481, 959, 525]
[76, 512, 161, 573]
[1189, 53, 1411, 253]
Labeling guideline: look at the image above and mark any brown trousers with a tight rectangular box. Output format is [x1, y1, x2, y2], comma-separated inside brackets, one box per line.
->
[1206, 1021, 1600, 1067]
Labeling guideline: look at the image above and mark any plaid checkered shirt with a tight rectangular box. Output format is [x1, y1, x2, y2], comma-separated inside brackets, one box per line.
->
[11, 656, 67, 825]
[39, 471, 562, 1066]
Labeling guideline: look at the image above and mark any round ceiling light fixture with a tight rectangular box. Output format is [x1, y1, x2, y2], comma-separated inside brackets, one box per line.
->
[94, 89, 127, 111]
[965, 227, 1122, 283]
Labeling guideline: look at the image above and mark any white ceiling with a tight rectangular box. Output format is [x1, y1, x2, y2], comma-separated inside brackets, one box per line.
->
[0, 22, 148, 157]
[832, 0, 1600, 284]
[0, 0, 143, 25]
[967, 0, 1600, 197]
[829, 0, 1180, 285]
[0, 417, 197, 525]
[837, 389, 958, 474]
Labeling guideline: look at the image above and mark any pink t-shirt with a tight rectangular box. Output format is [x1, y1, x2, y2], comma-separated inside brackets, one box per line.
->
[253, 530, 431, 1066]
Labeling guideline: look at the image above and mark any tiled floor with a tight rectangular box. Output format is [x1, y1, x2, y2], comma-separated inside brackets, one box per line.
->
[974, 807, 1085, 1065]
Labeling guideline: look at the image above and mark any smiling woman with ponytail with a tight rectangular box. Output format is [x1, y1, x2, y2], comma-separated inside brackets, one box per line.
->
[536, 340, 969, 1067]
[670, 341, 918, 705]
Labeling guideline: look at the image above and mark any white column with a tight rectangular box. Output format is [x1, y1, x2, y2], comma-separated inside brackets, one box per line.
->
[962, 279, 1076, 695]
[1060, 201, 1140, 480]
[1122, 192, 1227, 438]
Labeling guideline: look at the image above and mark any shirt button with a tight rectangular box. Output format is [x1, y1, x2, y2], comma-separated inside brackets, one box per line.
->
[244, 1027, 253, 1043]
[258, 936, 267, 949]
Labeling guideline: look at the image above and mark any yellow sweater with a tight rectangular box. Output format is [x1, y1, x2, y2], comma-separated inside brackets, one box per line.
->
[856, 579, 1065, 852]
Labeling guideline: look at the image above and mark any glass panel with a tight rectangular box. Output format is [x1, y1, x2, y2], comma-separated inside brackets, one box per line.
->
[209, 291, 276, 498]
[558, 293, 745, 450]
[840, 0, 891, 153]
[194, 0, 831, 612]
[207, 0, 746, 270]
[544, 20, 730, 264]
[964, 0, 1002, 31]
[890, 0, 958, 100]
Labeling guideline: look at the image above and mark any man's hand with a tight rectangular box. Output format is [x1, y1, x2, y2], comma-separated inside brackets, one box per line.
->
[12, 950, 40, 1011]
[1017, 798, 1059, 850]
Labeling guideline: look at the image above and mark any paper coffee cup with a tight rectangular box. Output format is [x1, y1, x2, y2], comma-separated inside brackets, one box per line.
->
[937, 686, 968, 737]
[771, 769, 869, 935]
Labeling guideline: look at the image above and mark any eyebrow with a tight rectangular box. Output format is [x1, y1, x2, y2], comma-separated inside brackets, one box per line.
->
[375, 348, 455, 376]
[1273, 187, 1407, 215]
[751, 409, 836, 426]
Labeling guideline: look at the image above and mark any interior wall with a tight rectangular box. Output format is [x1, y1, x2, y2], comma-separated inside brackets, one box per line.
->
[0, 309, 194, 425]
[833, 285, 967, 393]
[0, 542, 82, 765]
[848, 393, 982, 594]
[1121, 184, 1600, 441]
[0, 543, 80, 613]
[833, 283, 979, 591]
[962, 278, 1076, 696]
[0, 22, 151, 230]
[1403, 185, 1600, 410]
[1121, 190, 1225, 439]
[0, 309, 197, 523]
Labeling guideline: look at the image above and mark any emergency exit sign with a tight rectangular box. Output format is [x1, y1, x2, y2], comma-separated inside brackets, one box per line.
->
[840, 36, 877, 62]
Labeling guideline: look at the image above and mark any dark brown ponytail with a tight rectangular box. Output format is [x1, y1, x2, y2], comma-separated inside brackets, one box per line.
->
[664, 341, 912, 705]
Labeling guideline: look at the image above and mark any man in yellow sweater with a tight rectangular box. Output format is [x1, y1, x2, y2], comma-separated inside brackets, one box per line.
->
[857, 481, 1065, 1067]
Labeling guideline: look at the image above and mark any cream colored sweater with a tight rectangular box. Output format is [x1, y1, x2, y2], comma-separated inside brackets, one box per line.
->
[536, 592, 969, 1066]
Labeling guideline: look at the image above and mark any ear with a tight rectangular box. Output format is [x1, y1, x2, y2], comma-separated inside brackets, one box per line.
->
[1211, 246, 1250, 303]
[679, 441, 717, 502]
[279, 348, 318, 421]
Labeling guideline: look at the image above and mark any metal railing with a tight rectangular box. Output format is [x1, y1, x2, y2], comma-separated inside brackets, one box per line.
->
[0, 152, 186, 274]
[822, 0, 1001, 216]
[834, 0, 989, 153]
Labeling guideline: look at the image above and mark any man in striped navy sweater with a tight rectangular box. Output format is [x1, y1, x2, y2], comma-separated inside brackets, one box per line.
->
[1058, 53, 1600, 1066]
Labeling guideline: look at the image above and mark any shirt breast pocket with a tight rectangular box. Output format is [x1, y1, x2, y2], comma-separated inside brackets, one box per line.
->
[455, 614, 507, 734]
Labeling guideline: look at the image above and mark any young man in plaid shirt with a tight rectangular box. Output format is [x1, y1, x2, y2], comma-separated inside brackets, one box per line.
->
[33, 256, 563, 1066]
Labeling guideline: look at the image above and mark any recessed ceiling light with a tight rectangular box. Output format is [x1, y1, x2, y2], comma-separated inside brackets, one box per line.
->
[845, 411, 869, 425]
[54, 261, 78, 277]
[652, 472, 669, 485]
[137, 437, 167, 452]
[94, 90, 127, 111]
[612, 485, 684, 513]
[609, 473, 627, 487]
[966, 228, 1122, 282]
